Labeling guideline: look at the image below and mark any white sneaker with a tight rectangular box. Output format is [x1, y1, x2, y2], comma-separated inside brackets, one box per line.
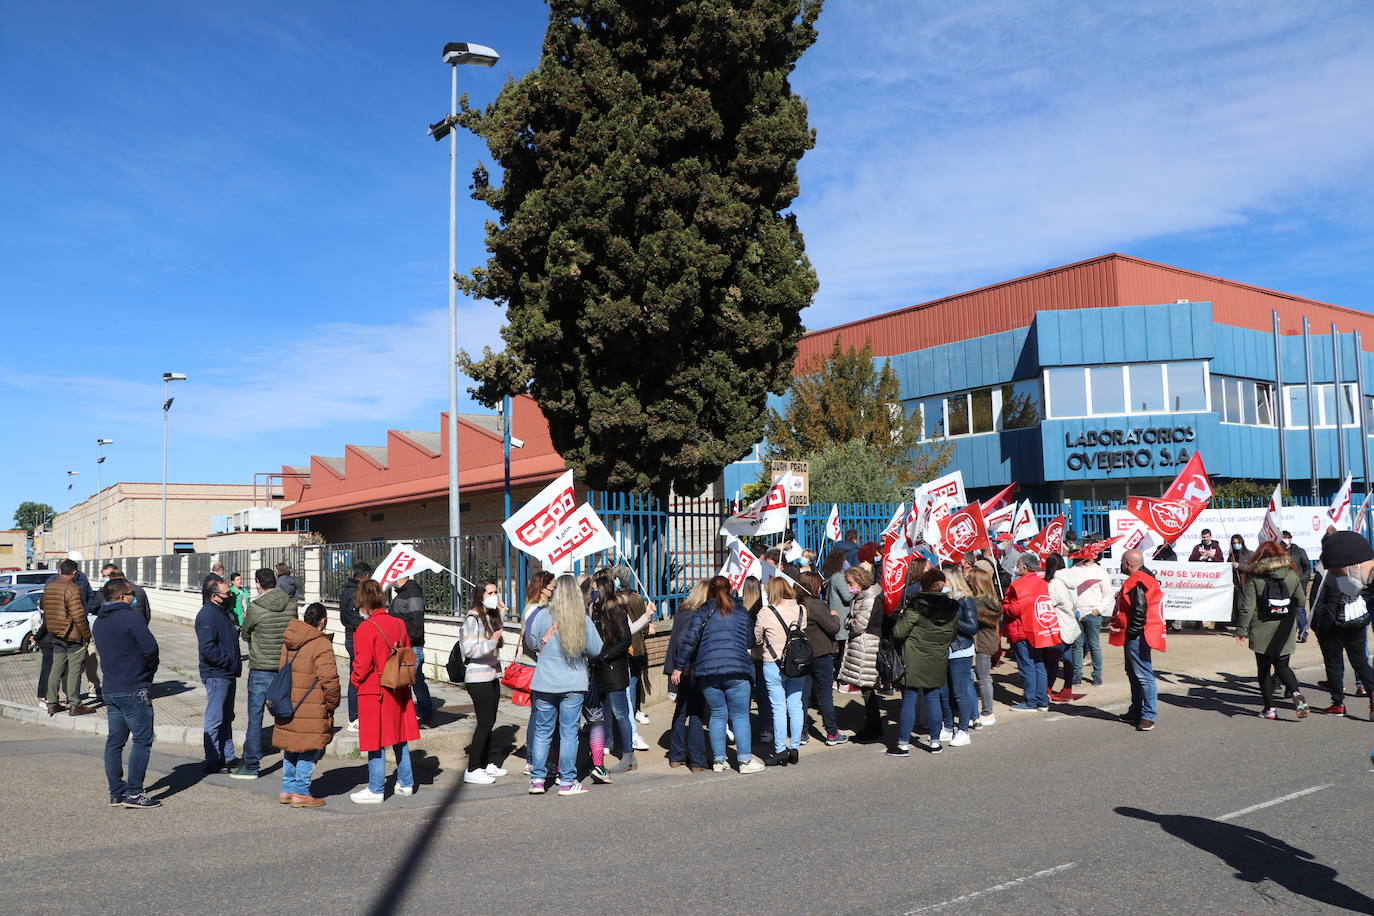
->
[346, 720, 359, 733]
[738, 758, 766, 774]
[350, 788, 384, 804]
[980, 714, 996, 727]
[632, 735, 650, 752]
[463, 770, 495, 785]
[939, 727, 954, 742]
[950, 730, 971, 747]
[395, 784, 415, 796]
[712, 761, 728, 773]
[634, 711, 651, 724]
[484, 764, 508, 777]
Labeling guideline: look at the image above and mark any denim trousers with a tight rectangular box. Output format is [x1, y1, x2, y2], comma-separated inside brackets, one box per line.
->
[1123, 637, 1157, 721]
[1012, 639, 1049, 707]
[529, 690, 584, 785]
[898, 686, 945, 743]
[626, 672, 642, 740]
[945, 656, 977, 731]
[243, 669, 275, 770]
[808, 652, 838, 733]
[761, 661, 806, 752]
[699, 675, 753, 763]
[202, 676, 237, 768]
[974, 653, 994, 716]
[1044, 643, 1068, 692]
[1080, 615, 1104, 680]
[602, 688, 635, 756]
[412, 647, 434, 722]
[104, 689, 154, 798]
[282, 749, 321, 796]
[367, 743, 413, 794]
[668, 683, 708, 766]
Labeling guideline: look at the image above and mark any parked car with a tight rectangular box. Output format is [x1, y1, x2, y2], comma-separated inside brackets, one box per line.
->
[0, 570, 57, 588]
[0, 589, 42, 653]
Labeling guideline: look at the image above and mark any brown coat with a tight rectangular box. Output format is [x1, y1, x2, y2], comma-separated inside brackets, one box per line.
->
[974, 595, 1002, 656]
[272, 619, 341, 753]
[41, 576, 89, 643]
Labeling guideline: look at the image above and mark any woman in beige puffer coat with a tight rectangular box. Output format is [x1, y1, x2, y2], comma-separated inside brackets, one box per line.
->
[837, 567, 885, 741]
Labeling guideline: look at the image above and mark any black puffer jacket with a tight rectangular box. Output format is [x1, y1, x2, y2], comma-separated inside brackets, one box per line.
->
[592, 610, 632, 694]
[388, 579, 426, 647]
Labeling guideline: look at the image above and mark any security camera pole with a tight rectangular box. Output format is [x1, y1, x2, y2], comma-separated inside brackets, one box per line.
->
[161, 371, 187, 555]
[429, 41, 499, 610]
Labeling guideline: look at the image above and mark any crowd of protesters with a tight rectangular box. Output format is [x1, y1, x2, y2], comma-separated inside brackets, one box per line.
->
[26, 522, 1374, 809]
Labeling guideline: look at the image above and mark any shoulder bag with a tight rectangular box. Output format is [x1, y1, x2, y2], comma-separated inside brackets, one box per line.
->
[365, 617, 417, 689]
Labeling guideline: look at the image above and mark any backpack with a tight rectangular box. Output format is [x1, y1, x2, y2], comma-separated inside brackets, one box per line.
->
[766, 606, 813, 678]
[1257, 577, 1292, 621]
[366, 617, 417, 689]
[266, 644, 318, 719]
[445, 615, 476, 683]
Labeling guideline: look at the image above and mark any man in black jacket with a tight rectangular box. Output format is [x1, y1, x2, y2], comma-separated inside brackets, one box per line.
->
[1282, 530, 1313, 641]
[338, 561, 372, 731]
[195, 579, 242, 774]
[389, 574, 433, 727]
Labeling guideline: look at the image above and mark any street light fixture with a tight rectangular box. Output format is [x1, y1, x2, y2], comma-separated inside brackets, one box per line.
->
[96, 439, 113, 561]
[430, 39, 500, 609]
[65, 470, 80, 557]
[161, 372, 187, 555]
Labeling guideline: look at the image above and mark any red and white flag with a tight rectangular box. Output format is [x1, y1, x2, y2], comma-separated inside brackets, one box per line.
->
[376, 543, 450, 591]
[984, 501, 1016, 535]
[1026, 514, 1066, 559]
[719, 536, 762, 593]
[1125, 496, 1206, 545]
[1068, 536, 1122, 561]
[937, 501, 992, 557]
[825, 504, 842, 542]
[881, 548, 910, 616]
[543, 503, 617, 573]
[880, 503, 906, 546]
[720, 470, 795, 538]
[1010, 500, 1038, 542]
[502, 469, 577, 560]
[980, 482, 1017, 514]
[1327, 474, 1353, 530]
[1258, 485, 1284, 545]
[1355, 491, 1374, 535]
[1163, 452, 1213, 504]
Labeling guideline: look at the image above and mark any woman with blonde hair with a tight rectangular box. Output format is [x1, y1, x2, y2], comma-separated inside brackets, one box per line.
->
[939, 568, 980, 746]
[526, 575, 604, 796]
[664, 580, 710, 770]
[757, 577, 809, 766]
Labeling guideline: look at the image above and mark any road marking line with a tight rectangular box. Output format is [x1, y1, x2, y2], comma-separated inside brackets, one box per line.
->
[1216, 784, 1332, 822]
[901, 862, 1077, 913]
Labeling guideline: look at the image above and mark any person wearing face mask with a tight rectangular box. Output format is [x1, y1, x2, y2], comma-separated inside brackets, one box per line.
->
[1226, 536, 1252, 634]
[1313, 532, 1374, 719]
[461, 581, 508, 784]
[1280, 530, 1313, 642]
[837, 566, 885, 740]
[890, 568, 962, 756]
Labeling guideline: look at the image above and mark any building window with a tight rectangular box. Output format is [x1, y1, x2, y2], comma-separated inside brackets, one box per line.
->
[1089, 366, 1125, 414]
[970, 389, 995, 434]
[1169, 361, 1208, 411]
[1129, 363, 1166, 412]
[1046, 367, 1089, 418]
[999, 379, 1042, 429]
[920, 397, 945, 439]
[945, 393, 970, 436]
[914, 379, 1043, 439]
[1213, 374, 1276, 427]
[1283, 382, 1359, 428]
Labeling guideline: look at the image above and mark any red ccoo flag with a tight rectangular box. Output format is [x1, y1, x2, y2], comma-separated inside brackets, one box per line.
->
[1126, 496, 1206, 545]
[979, 482, 1018, 514]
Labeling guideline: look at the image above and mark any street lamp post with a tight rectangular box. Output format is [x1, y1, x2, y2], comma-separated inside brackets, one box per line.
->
[65, 470, 79, 556]
[428, 40, 500, 609]
[161, 372, 187, 555]
[96, 439, 113, 560]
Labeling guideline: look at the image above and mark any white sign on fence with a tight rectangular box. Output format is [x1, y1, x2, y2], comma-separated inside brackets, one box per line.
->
[1106, 560, 1234, 622]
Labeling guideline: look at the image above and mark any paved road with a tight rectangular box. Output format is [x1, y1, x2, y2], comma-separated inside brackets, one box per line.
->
[4, 657, 1373, 915]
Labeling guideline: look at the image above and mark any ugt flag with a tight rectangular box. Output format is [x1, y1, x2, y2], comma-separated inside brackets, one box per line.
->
[1026, 515, 1066, 559]
[937, 501, 992, 557]
[826, 504, 842, 542]
[720, 470, 795, 538]
[1258, 485, 1284, 545]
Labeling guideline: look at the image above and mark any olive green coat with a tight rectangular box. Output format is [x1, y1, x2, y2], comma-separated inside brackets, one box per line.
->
[893, 591, 959, 689]
[1238, 557, 1305, 659]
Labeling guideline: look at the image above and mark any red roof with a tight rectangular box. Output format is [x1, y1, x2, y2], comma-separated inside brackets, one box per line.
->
[795, 253, 1374, 364]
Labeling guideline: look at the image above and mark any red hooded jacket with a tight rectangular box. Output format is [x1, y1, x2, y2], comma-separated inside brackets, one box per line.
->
[1002, 573, 1061, 648]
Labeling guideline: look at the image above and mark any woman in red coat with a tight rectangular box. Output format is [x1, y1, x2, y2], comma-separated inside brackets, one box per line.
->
[350, 580, 419, 804]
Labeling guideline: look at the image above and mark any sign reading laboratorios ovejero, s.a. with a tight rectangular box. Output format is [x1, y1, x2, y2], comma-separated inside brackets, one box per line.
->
[771, 460, 809, 507]
[1063, 424, 1197, 473]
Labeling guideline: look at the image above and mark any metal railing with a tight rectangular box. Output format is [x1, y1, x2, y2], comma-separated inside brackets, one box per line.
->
[160, 555, 181, 590]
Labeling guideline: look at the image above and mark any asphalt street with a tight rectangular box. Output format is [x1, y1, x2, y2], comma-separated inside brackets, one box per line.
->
[4, 660, 1373, 916]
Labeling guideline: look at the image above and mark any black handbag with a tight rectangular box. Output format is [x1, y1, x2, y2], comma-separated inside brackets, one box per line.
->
[876, 637, 905, 690]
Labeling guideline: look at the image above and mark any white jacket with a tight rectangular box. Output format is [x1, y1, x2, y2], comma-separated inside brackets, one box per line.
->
[460, 613, 503, 683]
[1067, 564, 1112, 617]
[1048, 575, 1082, 645]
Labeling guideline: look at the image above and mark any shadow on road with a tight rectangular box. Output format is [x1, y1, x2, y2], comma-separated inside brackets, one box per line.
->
[366, 771, 468, 916]
[1116, 807, 1374, 914]
[147, 761, 207, 800]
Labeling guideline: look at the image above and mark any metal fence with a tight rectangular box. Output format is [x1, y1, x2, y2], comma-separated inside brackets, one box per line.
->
[186, 553, 211, 592]
[160, 555, 181, 590]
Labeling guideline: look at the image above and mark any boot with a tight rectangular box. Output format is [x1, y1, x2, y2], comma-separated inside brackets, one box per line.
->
[607, 753, 637, 774]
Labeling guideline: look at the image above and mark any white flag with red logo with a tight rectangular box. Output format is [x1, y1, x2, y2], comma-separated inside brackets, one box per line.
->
[1010, 500, 1038, 542]
[502, 469, 577, 560]
[1355, 491, 1374, 535]
[719, 536, 762, 593]
[1026, 514, 1066, 559]
[937, 501, 992, 557]
[543, 503, 617, 573]
[984, 501, 1016, 535]
[720, 470, 795, 538]
[376, 543, 450, 591]
[1125, 496, 1207, 545]
[825, 504, 842, 542]
[1327, 474, 1353, 530]
[980, 482, 1017, 514]
[880, 503, 906, 547]
[1258, 485, 1284, 545]
[1163, 451, 1213, 504]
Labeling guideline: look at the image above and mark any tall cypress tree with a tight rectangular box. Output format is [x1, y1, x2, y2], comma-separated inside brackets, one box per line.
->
[458, 0, 824, 498]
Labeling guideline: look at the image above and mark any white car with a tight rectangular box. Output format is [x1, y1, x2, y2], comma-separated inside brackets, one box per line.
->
[0, 589, 41, 653]
[0, 570, 57, 588]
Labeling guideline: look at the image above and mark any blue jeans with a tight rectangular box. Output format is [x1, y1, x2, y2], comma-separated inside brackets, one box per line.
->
[602, 688, 635, 756]
[529, 691, 584, 785]
[1080, 615, 1104, 681]
[244, 669, 276, 770]
[1123, 637, 1157, 722]
[808, 653, 838, 733]
[762, 661, 805, 752]
[367, 743, 413, 794]
[898, 686, 945, 744]
[699, 675, 754, 763]
[282, 749, 320, 796]
[1012, 640, 1049, 708]
[668, 683, 708, 767]
[946, 656, 976, 731]
[104, 690, 153, 799]
[627, 672, 642, 739]
[412, 647, 434, 722]
[345, 634, 358, 723]
[202, 676, 237, 768]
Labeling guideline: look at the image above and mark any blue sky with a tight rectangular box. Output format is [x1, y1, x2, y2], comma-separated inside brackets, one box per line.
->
[3, 0, 1373, 523]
